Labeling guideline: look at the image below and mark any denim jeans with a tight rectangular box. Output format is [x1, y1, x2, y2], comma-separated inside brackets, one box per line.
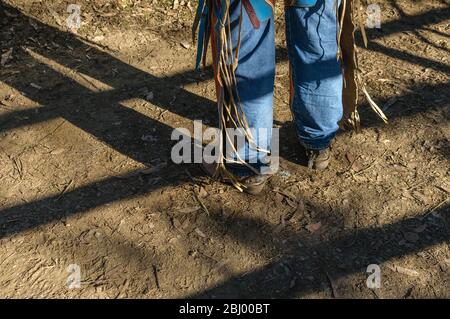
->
[222, 0, 343, 175]
[225, 0, 275, 175]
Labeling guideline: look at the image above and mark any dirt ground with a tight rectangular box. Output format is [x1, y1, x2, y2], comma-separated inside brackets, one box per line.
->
[0, 0, 449, 298]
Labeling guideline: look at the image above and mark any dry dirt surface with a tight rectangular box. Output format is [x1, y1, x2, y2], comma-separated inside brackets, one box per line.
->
[0, 0, 449, 298]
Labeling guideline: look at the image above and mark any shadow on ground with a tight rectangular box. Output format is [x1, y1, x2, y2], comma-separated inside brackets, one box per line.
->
[0, 1, 449, 298]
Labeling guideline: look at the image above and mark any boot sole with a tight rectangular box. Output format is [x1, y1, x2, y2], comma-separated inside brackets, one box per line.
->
[201, 162, 269, 195]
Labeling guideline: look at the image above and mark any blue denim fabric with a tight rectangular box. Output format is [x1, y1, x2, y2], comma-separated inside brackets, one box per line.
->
[222, 0, 342, 175]
[225, 0, 275, 172]
[285, 0, 343, 150]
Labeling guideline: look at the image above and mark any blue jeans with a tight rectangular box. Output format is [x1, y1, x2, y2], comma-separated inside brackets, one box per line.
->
[223, 0, 343, 174]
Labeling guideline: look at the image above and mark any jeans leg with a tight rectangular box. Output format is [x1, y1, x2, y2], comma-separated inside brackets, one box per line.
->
[223, 0, 276, 175]
[285, 0, 343, 150]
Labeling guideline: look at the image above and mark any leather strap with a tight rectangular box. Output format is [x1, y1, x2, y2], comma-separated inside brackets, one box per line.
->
[243, 0, 261, 29]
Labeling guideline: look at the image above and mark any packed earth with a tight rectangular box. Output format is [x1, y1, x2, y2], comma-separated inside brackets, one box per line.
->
[0, 0, 449, 298]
